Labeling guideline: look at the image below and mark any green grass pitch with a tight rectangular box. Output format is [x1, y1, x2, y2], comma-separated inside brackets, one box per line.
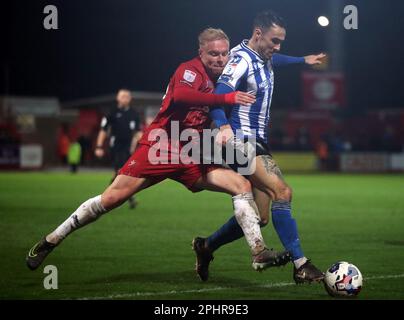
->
[0, 172, 403, 300]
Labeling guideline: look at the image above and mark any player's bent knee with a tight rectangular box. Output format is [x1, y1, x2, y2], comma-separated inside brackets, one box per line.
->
[101, 191, 128, 210]
[237, 178, 252, 194]
[101, 193, 117, 210]
[275, 186, 292, 201]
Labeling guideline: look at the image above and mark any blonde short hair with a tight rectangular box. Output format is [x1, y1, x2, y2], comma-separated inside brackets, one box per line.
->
[198, 28, 229, 48]
[118, 88, 131, 95]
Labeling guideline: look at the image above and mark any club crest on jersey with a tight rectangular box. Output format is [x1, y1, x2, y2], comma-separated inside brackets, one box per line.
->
[223, 55, 242, 76]
[230, 55, 242, 64]
[183, 70, 196, 83]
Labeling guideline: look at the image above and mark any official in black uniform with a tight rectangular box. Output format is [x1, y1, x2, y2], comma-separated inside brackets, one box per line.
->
[95, 89, 142, 209]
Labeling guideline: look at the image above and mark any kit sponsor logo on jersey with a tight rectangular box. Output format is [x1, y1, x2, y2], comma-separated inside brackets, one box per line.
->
[259, 79, 270, 90]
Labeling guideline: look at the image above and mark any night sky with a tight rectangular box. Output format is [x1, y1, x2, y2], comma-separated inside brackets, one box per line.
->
[3, 0, 404, 109]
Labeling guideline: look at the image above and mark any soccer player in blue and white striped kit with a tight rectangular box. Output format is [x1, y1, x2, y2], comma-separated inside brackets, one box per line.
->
[192, 11, 326, 283]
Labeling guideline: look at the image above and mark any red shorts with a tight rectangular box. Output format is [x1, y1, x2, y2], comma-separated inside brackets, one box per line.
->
[118, 144, 220, 192]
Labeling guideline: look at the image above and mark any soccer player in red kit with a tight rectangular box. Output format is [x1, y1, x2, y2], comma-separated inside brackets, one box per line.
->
[26, 28, 290, 276]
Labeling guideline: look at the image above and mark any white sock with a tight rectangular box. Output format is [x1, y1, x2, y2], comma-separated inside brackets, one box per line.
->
[232, 192, 266, 255]
[49, 195, 107, 244]
[294, 257, 308, 269]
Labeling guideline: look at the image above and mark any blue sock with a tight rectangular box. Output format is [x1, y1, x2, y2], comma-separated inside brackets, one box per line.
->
[206, 216, 244, 252]
[271, 200, 304, 260]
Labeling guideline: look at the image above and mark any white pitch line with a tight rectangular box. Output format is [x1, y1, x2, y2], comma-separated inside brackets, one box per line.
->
[78, 273, 404, 300]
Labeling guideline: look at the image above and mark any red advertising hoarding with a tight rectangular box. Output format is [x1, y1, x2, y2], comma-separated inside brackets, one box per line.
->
[302, 72, 346, 109]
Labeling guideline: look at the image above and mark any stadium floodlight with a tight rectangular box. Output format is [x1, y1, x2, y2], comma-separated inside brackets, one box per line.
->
[318, 16, 330, 27]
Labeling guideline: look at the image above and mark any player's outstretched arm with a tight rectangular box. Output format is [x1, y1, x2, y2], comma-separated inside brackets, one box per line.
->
[173, 87, 254, 107]
[272, 53, 326, 67]
[304, 53, 326, 65]
[228, 91, 256, 106]
[272, 53, 305, 67]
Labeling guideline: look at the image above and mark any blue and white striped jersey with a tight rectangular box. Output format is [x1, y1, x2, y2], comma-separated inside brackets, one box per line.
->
[216, 40, 275, 143]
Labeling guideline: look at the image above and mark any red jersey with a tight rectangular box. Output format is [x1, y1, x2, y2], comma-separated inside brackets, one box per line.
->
[139, 57, 215, 147]
[118, 57, 227, 191]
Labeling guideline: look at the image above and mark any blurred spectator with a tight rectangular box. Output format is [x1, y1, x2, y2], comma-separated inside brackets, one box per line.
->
[77, 135, 92, 165]
[57, 124, 70, 164]
[67, 138, 82, 173]
[315, 137, 329, 171]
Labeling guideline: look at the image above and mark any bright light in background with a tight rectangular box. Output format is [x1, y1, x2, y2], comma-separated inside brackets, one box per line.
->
[318, 16, 330, 27]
